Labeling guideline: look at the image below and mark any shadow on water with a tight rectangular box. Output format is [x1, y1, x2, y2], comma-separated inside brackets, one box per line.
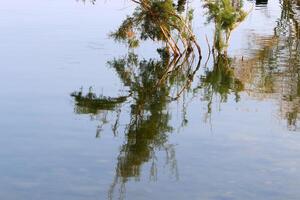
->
[71, 0, 300, 199]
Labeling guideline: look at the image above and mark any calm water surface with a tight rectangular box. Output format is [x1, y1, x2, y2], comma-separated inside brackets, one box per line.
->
[0, 0, 300, 199]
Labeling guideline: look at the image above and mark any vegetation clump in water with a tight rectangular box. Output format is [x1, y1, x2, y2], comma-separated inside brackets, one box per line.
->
[110, 0, 202, 58]
[71, 0, 300, 199]
[71, 88, 128, 114]
[204, 0, 247, 53]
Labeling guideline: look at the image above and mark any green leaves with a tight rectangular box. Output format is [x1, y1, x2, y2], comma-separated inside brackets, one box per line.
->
[204, 0, 247, 53]
[110, 0, 198, 56]
[205, 0, 246, 31]
[110, 16, 140, 48]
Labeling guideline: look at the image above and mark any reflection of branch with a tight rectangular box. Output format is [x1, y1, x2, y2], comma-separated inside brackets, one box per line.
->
[157, 54, 183, 85]
[171, 58, 202, 100]
[112, 108, 122, 137]
[95, 111, 108, 138]
[204, 34, 211, 68]
[164, 144, 179, 180]
[149, 155, 158, 182]
[108, 171, 118, 200]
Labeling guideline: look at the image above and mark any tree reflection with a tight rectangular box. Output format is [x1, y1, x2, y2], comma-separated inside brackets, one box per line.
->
[72, 2, 204, 197]
[274, 0, 298, 130]
[78, 0, 96, 4]
[235, 0, 300, 130]
[195, 54, 244, 119]
[193, 0, 247, 118]
[106, 55, 176, 197]
[71, 0, 249, 197]
[70, 0, 300, 199]
[72, 45, 200, 198]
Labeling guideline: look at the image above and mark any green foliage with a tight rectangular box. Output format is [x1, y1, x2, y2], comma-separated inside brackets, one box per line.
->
[71, 89, 127, 114]
[110, 1, 177, 45]
[176, 0, 187, 13]
[199, 54, 244, 103]
[110, 0, 197, 56]
[204, 0, 247, 52]
[204, 0, 246, 31]
[109, 17, 140, 48]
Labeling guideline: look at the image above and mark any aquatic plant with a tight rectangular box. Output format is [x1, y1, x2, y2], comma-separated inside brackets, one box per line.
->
[111, 0, 202, 58]
[71, 88, 128, 114]
[204, 0, 248, 53]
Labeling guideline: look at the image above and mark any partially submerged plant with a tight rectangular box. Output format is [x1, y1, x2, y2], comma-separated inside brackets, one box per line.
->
[204, 0, 248, 53]
[110, 0, 202, 58]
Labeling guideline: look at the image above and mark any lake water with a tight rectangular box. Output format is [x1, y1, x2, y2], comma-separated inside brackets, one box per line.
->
[1, 0, 300, 199]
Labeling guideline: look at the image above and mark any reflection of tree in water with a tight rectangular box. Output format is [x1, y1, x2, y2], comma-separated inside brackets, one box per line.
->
[72, 0, 250, 199]
[272, 0, 299, 129]
[195, 54, 244, 120]
[72, 2, 203, 197]
[78, 0, 96, 4]
[192, 0, 246, 119]
[71, 4, 201, 197]
[235, 0, 300, 130]
[106, 54, 176, 200]
[72, 46, 200, 198]
[71, 1, 249, 197]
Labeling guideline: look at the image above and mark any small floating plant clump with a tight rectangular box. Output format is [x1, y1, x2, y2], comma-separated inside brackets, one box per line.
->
[71, 89, 128, 114]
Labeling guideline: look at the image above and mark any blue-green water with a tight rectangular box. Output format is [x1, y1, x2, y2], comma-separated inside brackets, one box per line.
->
[0, 0, 300, 199]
